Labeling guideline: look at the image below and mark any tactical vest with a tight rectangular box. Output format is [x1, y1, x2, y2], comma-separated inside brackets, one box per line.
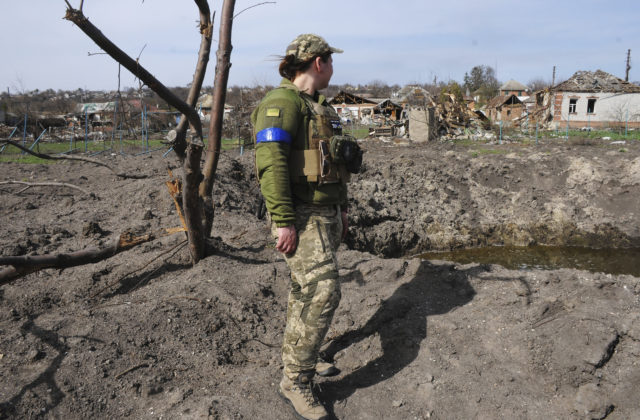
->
[290, 96, 351, 185]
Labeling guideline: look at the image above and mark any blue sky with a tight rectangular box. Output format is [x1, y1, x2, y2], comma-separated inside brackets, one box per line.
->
[1, 0, 638, 92]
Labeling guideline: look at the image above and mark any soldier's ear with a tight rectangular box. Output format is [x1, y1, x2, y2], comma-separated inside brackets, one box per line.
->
[313, 56, 323, 73]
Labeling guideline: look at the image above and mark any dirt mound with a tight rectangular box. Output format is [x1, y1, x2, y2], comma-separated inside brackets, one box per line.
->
[347, 141, 640, 256]
[1, 140, 639, 419]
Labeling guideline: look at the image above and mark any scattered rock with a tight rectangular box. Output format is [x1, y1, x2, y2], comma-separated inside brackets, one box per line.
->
[82, 221, 105, 237]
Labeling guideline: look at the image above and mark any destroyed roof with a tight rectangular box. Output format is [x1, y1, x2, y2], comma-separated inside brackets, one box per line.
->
[485, 94, 523, 109]
[554, 70, 640, 93]
[373, 99, 402, 111]
[396, 86, 434, 105]
[500, 80, 529, 91]
[329, 91, 376, 105]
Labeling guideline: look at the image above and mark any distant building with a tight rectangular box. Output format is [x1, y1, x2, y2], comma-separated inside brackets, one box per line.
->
[500, 80, 530, 97]
[197, 93, 234, 120]
[329, 91, 377, 121]
[550, 70, 640, 129]
[395, 85, 434, 107]
[485, 94, 525, 124]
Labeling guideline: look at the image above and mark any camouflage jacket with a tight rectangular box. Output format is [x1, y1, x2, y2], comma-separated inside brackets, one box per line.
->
[252, 78, 347, 227]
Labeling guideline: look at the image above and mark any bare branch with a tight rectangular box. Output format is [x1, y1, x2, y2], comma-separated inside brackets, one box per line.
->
[136, 44, 147, 61]
[0, 180, 92, 196]
[1, 140, 147, 179]
[234, 1, 275, 19]
[172, 2, 215, 159]
[63, 6, 203, 140]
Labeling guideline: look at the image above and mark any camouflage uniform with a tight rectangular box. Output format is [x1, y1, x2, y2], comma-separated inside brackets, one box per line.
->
[252, 34, 347, 382]
[272, 204, 342, 379]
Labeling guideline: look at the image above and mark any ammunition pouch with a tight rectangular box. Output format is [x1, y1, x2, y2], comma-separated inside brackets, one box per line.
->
[329, 135, 363, 174]
[290, 141, 352, 184]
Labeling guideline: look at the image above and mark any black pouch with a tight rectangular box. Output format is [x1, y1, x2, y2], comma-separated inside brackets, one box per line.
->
[343, 141, 363, 173]
[330, 135, 362, 173]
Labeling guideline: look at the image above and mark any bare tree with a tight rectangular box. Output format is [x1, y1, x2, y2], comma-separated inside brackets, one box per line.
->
[607, 100, 638, 133]
[0, 0, 239, 283]
[528, 77, 551, 92]
[62, 0, 238, 263]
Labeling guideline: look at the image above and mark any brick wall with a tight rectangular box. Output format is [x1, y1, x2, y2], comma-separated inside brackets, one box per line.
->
[553, 93, 563, 121]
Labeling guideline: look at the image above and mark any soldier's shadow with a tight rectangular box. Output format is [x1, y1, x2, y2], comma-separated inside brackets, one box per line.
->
[322, 260, 483, 414]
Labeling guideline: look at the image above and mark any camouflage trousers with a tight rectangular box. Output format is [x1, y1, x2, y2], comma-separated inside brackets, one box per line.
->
[271, 204, 342, 380]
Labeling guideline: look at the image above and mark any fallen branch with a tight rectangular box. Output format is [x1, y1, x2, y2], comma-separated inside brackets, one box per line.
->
[0, 227, 185, 285]
[115, 363, 149, 379]
[89, 239, 187, 299]
[1, 140, 147, 179]
[0, 180, 92, 196]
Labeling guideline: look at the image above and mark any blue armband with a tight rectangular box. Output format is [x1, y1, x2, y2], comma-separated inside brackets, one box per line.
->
[256, 127, 292, 144]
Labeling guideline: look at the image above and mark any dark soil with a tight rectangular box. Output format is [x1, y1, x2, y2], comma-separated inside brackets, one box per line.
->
[1, 138, 639, 419]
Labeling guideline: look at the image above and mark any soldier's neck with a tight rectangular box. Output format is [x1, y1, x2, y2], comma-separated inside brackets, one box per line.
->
[293, 74, 317, 98]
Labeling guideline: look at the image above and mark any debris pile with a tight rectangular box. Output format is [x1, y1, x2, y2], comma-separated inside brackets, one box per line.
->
[434, 93, 490, 137]
[513, 89, 553, 130]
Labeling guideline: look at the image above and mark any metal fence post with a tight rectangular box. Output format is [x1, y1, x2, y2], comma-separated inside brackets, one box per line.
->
[111, 100, 118, 150]
[499, 120, 503, 144]
[22, 113, 27, 152]
[70, 122, 74, 153]
[30, 129, 47, 152]
[535, 122, 539, 145]
[119, 119, 124, 155]
[566, 112, 570, 141]
[626, 109, 629, 137]
[84, 110, 89, 152]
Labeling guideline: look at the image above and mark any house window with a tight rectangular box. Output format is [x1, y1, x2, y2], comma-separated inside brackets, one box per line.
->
[587, 99, 596, 114]
[569, 98, 577, 113]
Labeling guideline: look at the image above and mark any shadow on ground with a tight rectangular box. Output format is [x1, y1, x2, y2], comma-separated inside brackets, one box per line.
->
[322, 261, 486, 416]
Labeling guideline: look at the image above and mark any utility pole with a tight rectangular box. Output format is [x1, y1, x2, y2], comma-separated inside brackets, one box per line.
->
[552, 66, 556, 87]
[625, 49, 631, 82]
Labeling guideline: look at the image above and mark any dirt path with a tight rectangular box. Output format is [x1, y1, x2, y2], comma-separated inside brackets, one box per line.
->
[1, 139, 639, 419]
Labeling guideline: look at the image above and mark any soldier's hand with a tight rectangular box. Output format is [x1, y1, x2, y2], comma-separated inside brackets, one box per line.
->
[276, 225, 297, 255]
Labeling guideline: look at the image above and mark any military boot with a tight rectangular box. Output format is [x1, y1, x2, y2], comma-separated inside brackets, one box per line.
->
[316, 352, 339, 377]
[278, 371, 328, 420]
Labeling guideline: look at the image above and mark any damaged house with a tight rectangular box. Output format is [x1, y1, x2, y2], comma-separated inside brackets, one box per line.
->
[550, 70, 640, 129]
[485, 94, 525, 125]
[329, 91, 377, 122]
[329, 91, 403, 125]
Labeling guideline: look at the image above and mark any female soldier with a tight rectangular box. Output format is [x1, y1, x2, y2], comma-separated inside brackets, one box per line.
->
[252, 34, 361, 420]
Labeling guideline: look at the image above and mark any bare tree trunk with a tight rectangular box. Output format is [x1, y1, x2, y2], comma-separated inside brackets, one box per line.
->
[201, 0, 236, 236]
[63, 4, 216, 263]
[172, 0, 215, 160]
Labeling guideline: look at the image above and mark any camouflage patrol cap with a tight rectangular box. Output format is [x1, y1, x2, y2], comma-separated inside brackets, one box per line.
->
[285, 34, 343, 62]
